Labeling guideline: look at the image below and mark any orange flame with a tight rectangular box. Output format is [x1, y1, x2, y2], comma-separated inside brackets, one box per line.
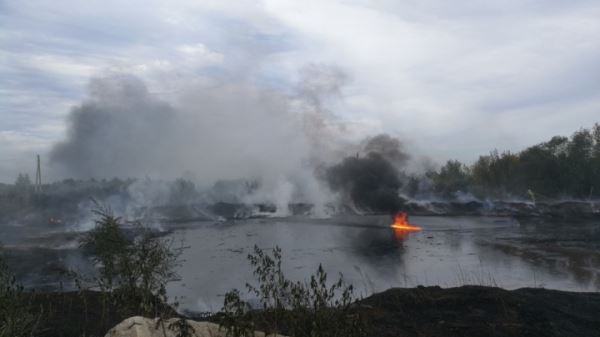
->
[390, 212, 421, 232]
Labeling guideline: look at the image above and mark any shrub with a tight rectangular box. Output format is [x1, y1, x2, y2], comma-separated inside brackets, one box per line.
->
[79, 205, 184, 318]
[0, 250, 40, 337]
[221, 245, 365, 337]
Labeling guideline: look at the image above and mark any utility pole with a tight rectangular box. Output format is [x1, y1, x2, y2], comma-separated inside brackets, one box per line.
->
[35, 154, 42, 193]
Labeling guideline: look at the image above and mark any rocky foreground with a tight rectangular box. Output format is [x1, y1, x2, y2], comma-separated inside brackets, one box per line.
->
[27, 285, 600, 337]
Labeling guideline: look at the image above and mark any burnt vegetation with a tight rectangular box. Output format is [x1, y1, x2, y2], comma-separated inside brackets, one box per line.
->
[0, 177, 135, 226]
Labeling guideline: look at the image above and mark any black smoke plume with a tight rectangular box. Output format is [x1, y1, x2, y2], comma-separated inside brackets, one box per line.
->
[362, 134, 410, 166]
[51, 75, 175, 178]
[325, 152, 403, 213]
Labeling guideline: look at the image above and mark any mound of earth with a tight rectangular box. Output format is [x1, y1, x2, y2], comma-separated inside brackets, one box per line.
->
[24, 290, 179, 337]
[25, 286, 600, 337]
[357, 285, 600, 337]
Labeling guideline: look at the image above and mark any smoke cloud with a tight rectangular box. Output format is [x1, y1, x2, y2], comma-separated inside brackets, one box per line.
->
[50, 67, 412, 215]
[49, 68, 360, 213]
[324, 133, 409, 213]
[362, 134, 410, 167]
[51, 75, 176, 178]
[325, 152, 403, 213]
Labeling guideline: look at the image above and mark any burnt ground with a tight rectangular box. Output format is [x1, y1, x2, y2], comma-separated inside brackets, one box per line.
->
[23, 290, 179, 337]
[357, 286, 600, 337]
[25, 286, 600, 337]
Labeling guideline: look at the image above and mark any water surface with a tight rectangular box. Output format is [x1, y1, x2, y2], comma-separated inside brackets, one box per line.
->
[3, 215, 600, 313]
[167, 215, 600, 311]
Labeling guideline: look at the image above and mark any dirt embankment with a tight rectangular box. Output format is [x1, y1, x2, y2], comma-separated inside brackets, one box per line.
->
[357, 285, 600, 337]
[26, 286, 600, 337]
[23, 290, 179, 337]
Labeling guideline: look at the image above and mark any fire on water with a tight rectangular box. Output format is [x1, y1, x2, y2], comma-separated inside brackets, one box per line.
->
[390, 212, 422, 231]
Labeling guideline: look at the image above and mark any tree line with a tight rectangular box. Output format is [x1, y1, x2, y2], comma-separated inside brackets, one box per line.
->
[422, 124, 600, 200]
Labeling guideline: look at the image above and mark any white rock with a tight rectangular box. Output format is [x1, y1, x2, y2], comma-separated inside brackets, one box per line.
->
[104, 316, 285, 337]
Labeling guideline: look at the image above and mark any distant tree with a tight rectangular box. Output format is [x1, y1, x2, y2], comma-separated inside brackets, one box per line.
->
[405, 176, 421, 197]
[429, 160, 471, 198]
[463, 125, 600, 199]
[168, 178, 197, 205]
[12, 173, 32, 200]
[517, 145, 561, 196]
[592, 124, 600, 157]
[565, 129, 594, 196]
[543, 136, 569, 156]
[486, 151, 519, 194]
[591, 124, 600, 195]
[14, 173, 31, 189]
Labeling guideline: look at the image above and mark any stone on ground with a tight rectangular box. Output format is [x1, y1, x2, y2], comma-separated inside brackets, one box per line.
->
[104, 316, 285, 337]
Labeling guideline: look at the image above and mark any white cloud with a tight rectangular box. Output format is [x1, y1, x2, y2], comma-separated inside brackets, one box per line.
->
[263, 0, 600, 159]
[1, 0, 600, 181]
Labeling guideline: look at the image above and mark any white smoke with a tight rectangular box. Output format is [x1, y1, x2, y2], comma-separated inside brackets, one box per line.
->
[50, 65, 358, 214]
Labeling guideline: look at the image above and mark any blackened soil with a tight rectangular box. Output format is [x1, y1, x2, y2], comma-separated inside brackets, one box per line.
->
[357, 285, 600, 337]
[24, 290, 178, 337]
[27, 286, 600, 337]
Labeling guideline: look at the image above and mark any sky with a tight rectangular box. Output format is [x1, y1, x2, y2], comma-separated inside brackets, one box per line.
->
[2, 0, 600, 182]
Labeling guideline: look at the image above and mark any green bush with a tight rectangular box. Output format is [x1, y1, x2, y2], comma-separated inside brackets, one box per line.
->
[0, 250, 40, 337]
[221, 245, 365, 337]
[79, 205, 184, 318]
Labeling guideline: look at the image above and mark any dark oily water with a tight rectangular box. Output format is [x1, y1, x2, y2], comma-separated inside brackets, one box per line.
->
[3, 215, 600, 312]
[166, 215, 600, 312]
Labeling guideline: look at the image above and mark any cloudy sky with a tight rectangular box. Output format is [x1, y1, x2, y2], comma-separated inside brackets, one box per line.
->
[2, 0, 600, 182]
